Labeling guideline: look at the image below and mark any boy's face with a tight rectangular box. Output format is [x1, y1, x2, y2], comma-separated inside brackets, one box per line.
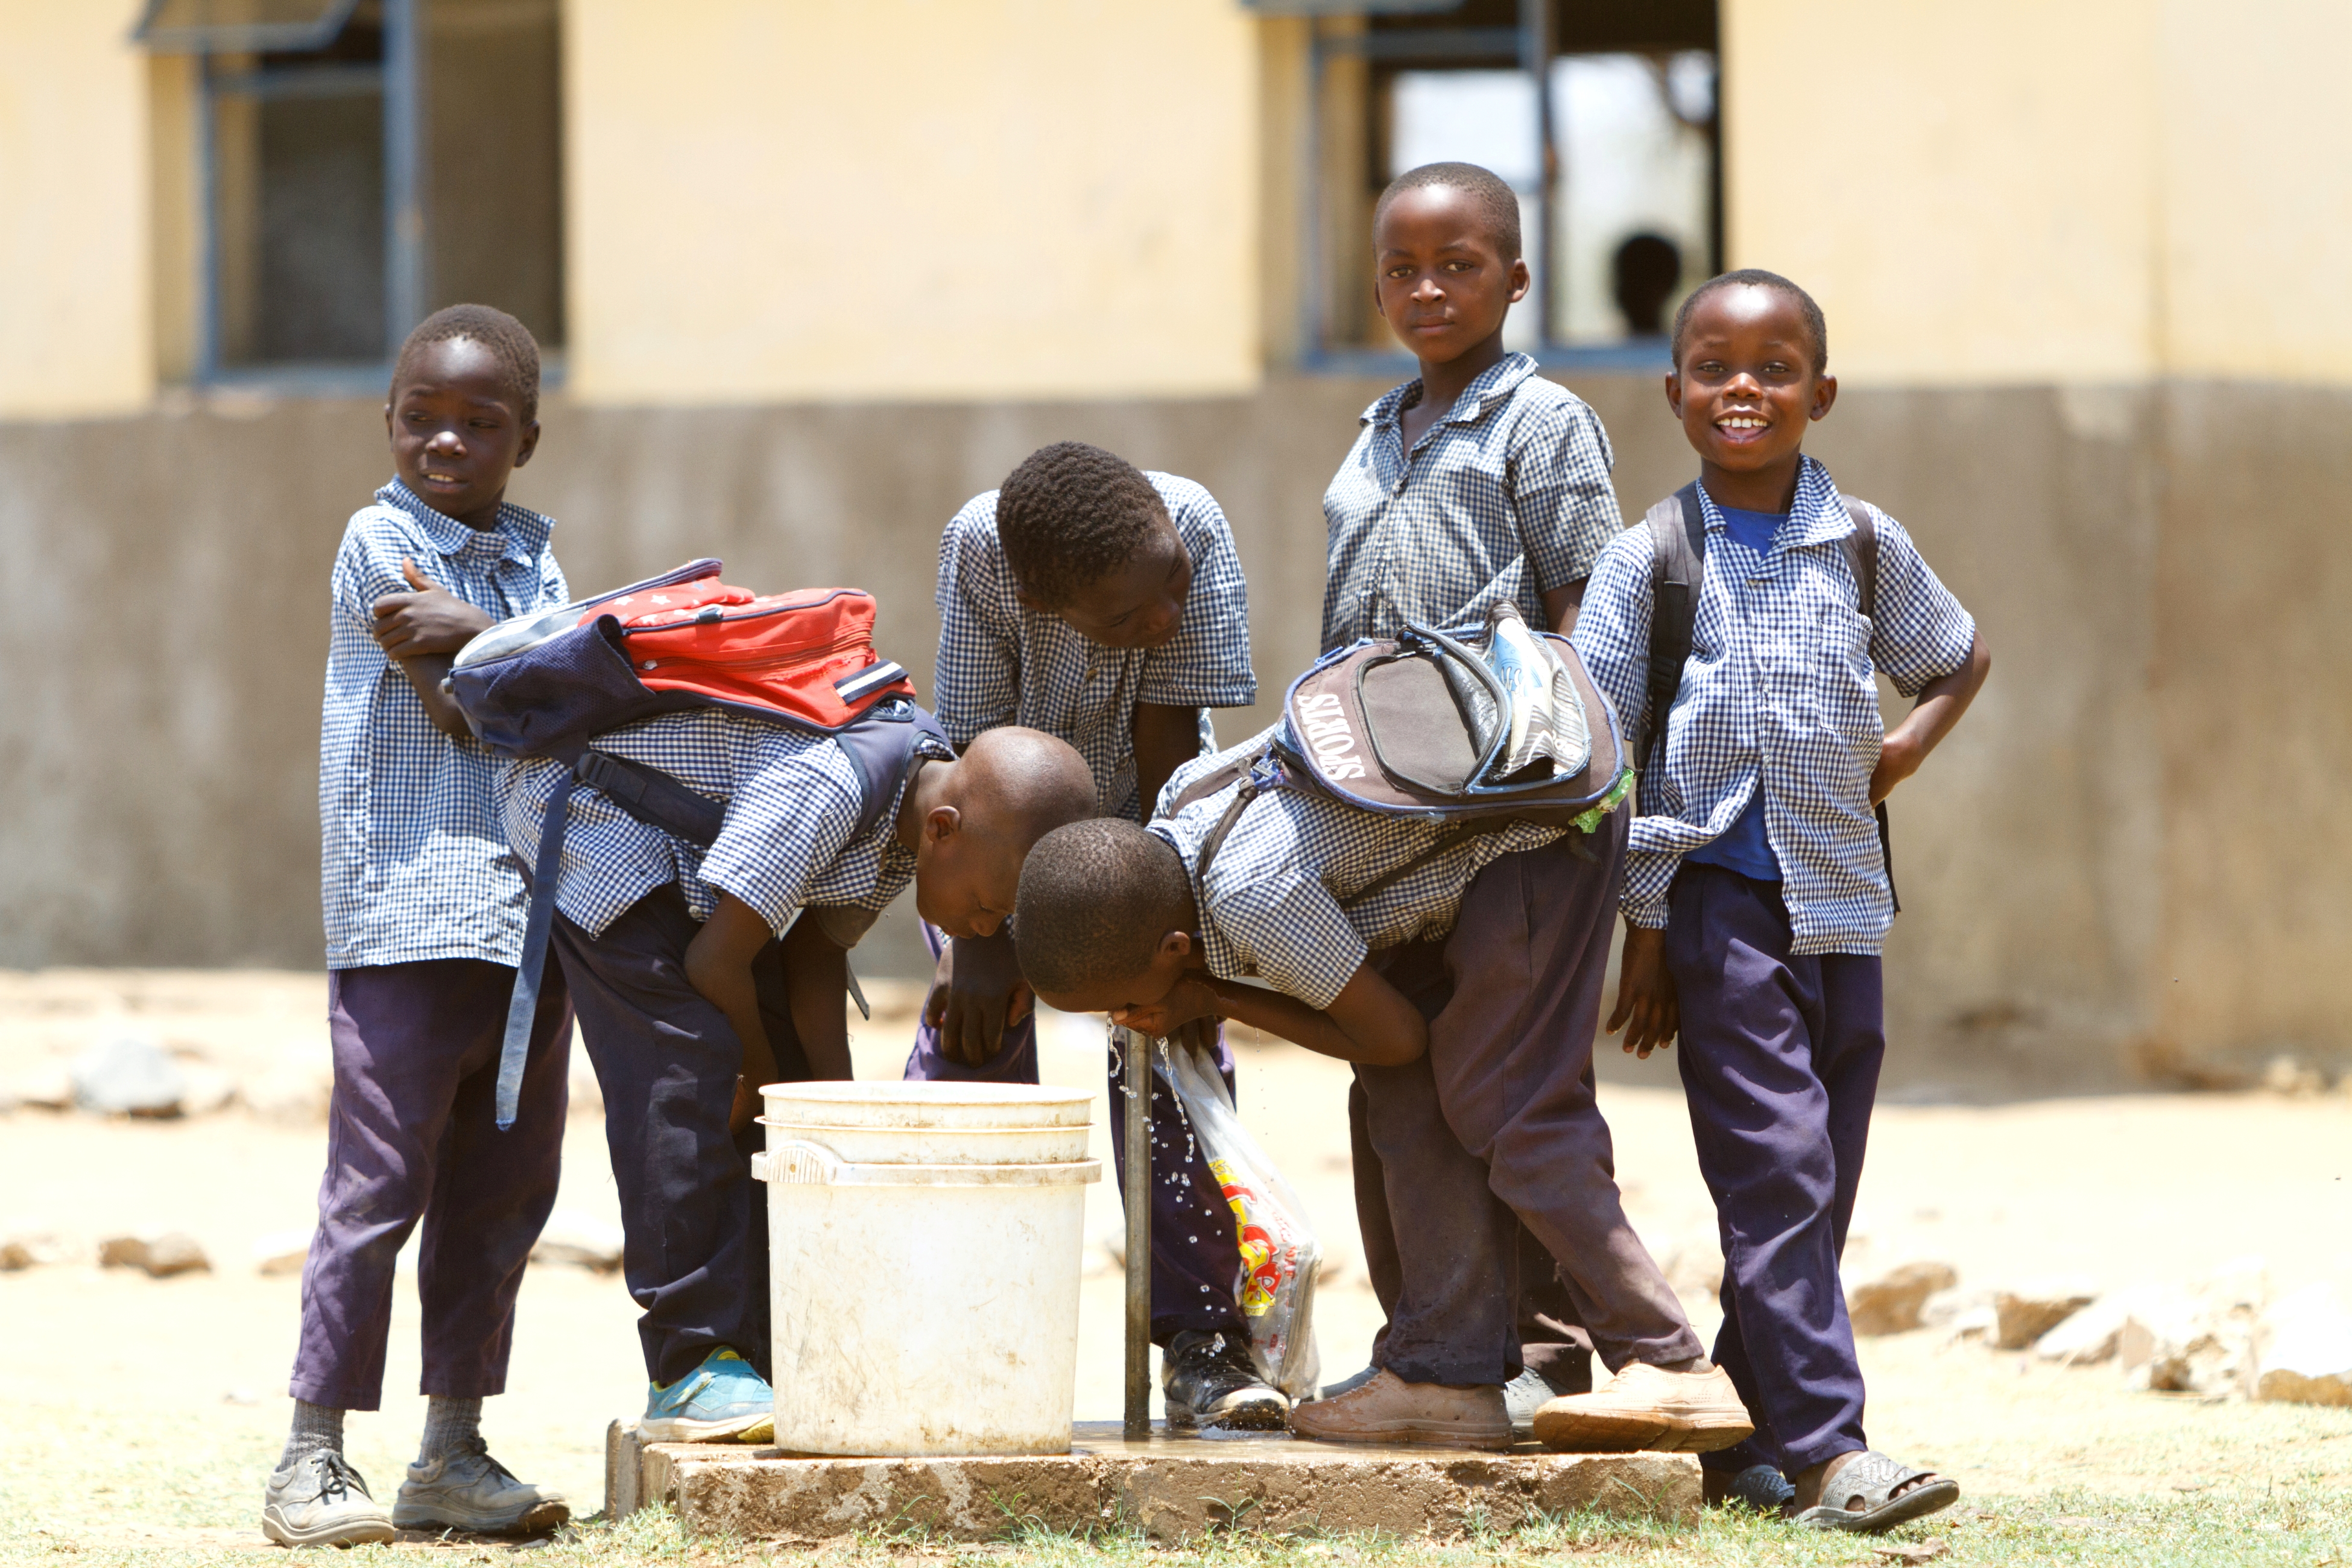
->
[1666, 285, 1835, 477]
[384, 337, 538, 527]
[912, 819, 1024, 940]
[1031, 931, 1195, 1020]
[1373, 186, 1529, 367]
[1041, 509, 1193, 650]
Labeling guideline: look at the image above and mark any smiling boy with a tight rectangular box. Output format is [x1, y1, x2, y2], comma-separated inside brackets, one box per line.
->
[1318, 162, 1626, 1429]
[1570, 270, 1990, 1530]
[282, 305, 574, 1547]
[909, 441, 1280, 1429]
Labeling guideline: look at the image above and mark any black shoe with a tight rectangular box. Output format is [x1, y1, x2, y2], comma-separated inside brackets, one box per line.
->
[1163, 1329, 1289, 1432]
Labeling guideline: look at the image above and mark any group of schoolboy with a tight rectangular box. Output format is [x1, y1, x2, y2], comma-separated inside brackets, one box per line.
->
[274, 157, 1988, 1548]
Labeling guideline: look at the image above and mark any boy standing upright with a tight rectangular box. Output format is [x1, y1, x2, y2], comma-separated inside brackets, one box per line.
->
[1318, 162, 1624, 1423]
[911, 441, 1282, 1429]
[1573, 270, 1989, 1530]
[280, 305, 575, 1548]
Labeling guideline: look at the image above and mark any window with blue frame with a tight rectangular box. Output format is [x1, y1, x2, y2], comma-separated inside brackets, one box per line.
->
[1250, 0, 1719, 370]
[136, 0, 563, 382]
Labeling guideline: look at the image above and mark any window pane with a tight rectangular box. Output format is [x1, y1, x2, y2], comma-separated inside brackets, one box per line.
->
[137, 0, 357, 54]
[241, 92, 387, 364]
[1549, 52, 1714, 344]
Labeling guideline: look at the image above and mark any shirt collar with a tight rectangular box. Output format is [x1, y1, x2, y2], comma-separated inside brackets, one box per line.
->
[377, 477, 554, 567]
[1360, 352, 1541, 434]
[1695, 456, 1850, 552]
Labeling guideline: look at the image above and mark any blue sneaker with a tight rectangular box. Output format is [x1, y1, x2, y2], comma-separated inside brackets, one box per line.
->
[641, 1348, 775, 1443]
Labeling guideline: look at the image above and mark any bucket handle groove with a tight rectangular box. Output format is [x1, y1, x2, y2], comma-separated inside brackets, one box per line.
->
[751, 1140, 1101, 1189]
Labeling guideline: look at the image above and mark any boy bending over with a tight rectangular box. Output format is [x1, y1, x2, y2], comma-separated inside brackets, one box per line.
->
[504, 715, 1095, 1442]
[1013, 732, 1750, 1453]
[1576, 270, 1988, 1529]
[914, 442, 1280, 1428]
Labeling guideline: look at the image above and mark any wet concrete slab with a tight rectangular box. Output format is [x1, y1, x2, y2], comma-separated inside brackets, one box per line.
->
[606, 1420, 1699, 1543]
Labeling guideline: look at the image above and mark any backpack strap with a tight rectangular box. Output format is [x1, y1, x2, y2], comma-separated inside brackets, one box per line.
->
[496, 771, 576, 1130]
[1838, 496, 1898, 915]
[1641, 481, 1706, 767]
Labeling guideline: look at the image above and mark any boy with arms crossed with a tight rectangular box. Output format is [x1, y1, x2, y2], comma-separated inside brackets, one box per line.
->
[1319, 162, 1624, 1425]
[279, 306, 574, 1547]
[1012, 736, 1750, 1452]
[912, 442, 1282, 1428]
[504, 704, 1096, 1443]
[1575, 270, 1989, 1529]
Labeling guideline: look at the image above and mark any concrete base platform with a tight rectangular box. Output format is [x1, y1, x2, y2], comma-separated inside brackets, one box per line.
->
[606, 1421, 1699, 1543]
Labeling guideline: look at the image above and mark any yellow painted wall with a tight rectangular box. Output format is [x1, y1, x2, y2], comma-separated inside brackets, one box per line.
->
[563, 0, 1262, 406]
[0, 2, 151, 417]
[1721, 0, 2162, 386]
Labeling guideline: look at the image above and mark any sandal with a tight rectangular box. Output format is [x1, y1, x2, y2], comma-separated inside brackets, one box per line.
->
[1794, 1450, 1959, 1533]
[1705, 1463, 1795, 1516]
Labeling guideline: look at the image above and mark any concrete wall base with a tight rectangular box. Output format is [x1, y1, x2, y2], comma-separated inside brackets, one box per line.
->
[604, 1420, 1700, 1543]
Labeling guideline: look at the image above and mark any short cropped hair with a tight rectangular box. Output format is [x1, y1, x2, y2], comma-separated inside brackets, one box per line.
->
[1669, 268, 1829, 377]
[391, 303, 543, 421]
[1374, 162, 1523, 262]
[1014, 818, 1192, 997]
[996, 443, 1170, 610]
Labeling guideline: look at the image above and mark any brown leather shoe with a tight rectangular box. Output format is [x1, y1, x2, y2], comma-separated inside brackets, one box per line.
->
[1289, 1368, 1512, 1450]
[1531, 1362, 1754, 1453]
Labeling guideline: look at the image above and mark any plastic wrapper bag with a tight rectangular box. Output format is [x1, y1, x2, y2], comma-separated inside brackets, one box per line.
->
[1152, 1025, 1322, 1402]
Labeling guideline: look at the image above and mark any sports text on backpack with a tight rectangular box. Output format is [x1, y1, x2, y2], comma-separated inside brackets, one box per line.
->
[1169, 602, 1634, 905]
[447, 561, 943, 1128]
[1638, 482, 1897, 909]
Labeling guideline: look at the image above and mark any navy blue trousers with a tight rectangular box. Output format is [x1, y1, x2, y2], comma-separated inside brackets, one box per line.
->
[902, 922, 1247, 1345]
[1666, 863, 1884, 1476]
[553, 884, 815, 1386]
[292, 957, 572, 1410]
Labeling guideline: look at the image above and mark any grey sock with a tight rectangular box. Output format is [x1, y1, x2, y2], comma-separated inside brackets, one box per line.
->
[417, 1396, 484, 1465]
[279, 1400, 344, 1473]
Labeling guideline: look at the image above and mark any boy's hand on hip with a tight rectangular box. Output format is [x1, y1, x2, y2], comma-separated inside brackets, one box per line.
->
[1870, 730, 1923, 805]
[1608, 922, 1680, 1058]
[925, 929, 1032, 1067]
[372, 557, 495, 659]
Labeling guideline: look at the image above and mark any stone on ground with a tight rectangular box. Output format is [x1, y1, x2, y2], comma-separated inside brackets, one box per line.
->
[98, 1231, 211, 1277]
[0, 1238, 34, 1271]
[2034, 1286, 2166, 1363]
[1848, 1261, 1960, 1336]
[251, 1229, 313, 1276]
[2117, 1263, 2268, 1396]
[69, 1034, 186, 1116]
[1994, 1279, 2099, 1349]
[531, 1211, 624, 1273]
[2251, 1283, 2352, 1406]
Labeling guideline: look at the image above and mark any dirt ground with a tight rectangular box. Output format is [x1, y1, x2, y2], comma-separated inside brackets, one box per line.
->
[2, 969, 2348, 1563]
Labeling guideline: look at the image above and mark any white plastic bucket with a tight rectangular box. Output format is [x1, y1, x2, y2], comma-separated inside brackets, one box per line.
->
[754, 1081, 1100, 1456]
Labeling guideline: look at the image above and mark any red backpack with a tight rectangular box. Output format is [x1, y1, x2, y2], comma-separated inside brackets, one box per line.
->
[448, 560, 941, 1128]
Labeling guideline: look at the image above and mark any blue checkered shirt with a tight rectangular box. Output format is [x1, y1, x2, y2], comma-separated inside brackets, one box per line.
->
[1572, 458, 1977, 955]
[500, 712, 947, 939]
[1149, 726, 1566, 1010]
[320, 479, 569, 969]
[934, 472, 1257, 821]
[1320, 353, 1622, 653]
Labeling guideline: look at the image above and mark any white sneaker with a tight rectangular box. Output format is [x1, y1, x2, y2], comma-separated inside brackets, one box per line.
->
[393, 1443, 569, 1535]
[261, 1452, 396, 1547]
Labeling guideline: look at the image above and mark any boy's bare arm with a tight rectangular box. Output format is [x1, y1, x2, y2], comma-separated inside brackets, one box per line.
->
[779, 911, 853, 1081]
[1873, 630, 1991, 803]
[1130, 701, 1203, 821]
[684, 894, 783, 1130]
[1608, 923, 1680, 1058]
[376, 558, 494, 739]
[1541, 579, 1587, 636]
[1112, 964, 1426, 1067]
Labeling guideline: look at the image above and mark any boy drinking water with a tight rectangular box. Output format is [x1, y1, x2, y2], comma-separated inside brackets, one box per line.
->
[1013, 730, 1750, 1453]
[503, 704, 1096, 1441]
[276, 305, 574, 1547]
[910, 441, 1281, 1428]
[1574, 270, 1989, 1529]
[1320, 161, 1626, 1426]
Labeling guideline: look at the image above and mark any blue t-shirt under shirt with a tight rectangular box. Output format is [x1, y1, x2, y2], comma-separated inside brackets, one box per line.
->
[1684, 505, 1785, 883]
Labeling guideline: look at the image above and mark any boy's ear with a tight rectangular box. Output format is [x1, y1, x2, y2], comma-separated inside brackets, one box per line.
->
[924, 803, 964, 846]
[1508, 257, 1531, 305]
[1663, 370, 1684, 419]
[513, 419, 542, 469]
[1809, 374, 1838, 423]
[1157, 929, 1193, 964]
